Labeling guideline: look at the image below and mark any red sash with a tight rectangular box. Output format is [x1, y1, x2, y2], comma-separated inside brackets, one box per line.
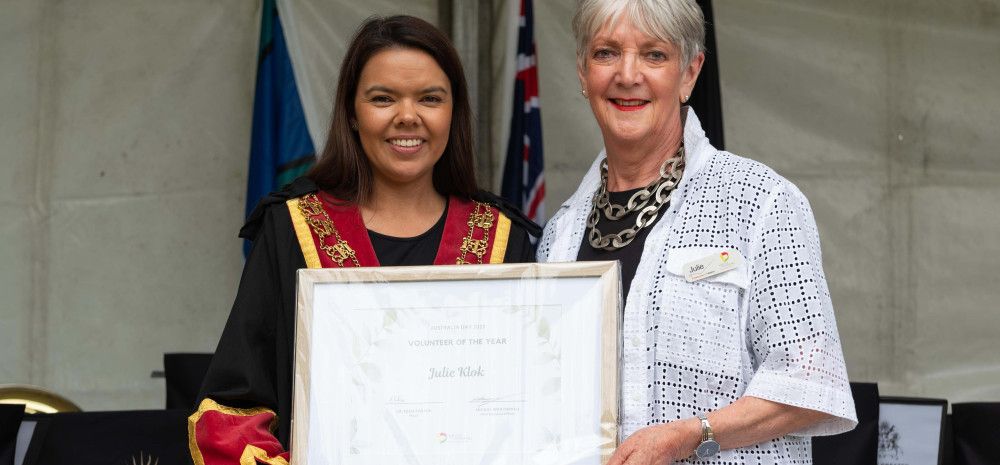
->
[286, 192, 512, 268]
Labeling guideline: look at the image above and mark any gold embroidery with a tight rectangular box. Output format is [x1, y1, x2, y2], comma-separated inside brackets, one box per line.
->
[286, 198, 322, 268]
[296, 193, 360, 267]
[456, 202, 494, 264]
[489, 213, 511, 264]
[241, 445, 290, 465]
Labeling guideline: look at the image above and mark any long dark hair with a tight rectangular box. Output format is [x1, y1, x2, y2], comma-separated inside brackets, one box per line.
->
[306, 15, 478, 204]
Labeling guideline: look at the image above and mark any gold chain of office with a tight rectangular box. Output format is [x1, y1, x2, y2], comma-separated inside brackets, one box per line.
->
[300, 194, 494, 266]
[456, 202, 494, 264]
[587, 146, 685, 251]
[297, 193, 361, 267]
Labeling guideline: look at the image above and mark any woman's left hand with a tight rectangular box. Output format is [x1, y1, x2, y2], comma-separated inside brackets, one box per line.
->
[607, 419, 701, 465]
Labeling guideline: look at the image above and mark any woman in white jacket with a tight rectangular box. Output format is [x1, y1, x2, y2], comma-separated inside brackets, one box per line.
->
[538, 1, 857, 463]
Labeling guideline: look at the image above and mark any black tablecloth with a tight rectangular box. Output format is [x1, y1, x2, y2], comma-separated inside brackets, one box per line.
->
[21, 410, 190, 465]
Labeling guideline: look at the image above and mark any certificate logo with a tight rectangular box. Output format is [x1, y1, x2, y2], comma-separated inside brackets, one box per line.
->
[435, 431, 471, 444]
[720, 251, 730, 263]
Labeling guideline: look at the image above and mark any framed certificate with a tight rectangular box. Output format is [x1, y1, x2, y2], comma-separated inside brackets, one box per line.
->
[877, 396, 948, 465]
[291, 262, 621, 465]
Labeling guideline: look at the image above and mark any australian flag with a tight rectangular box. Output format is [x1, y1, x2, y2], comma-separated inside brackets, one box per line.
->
[501, 0, 545, 225]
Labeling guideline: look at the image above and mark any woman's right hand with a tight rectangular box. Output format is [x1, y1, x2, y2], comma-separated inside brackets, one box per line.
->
[606, 419, 701, 465]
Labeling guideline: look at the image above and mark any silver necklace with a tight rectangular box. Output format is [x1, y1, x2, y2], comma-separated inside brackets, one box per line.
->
[587, 147, 685, 251]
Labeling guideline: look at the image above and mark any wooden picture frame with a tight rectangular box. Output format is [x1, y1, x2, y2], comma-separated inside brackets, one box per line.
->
[291, 262, 622, 465]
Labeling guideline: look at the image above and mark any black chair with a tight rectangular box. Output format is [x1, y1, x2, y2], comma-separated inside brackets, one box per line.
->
[163, 353, 214, 410]
[951, 402, 1000, 465]
[812, 382, 879, 465]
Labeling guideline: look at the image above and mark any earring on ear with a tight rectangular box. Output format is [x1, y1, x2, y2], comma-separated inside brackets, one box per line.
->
[682, 95, 690, 104]
[580, 89, 587, 98]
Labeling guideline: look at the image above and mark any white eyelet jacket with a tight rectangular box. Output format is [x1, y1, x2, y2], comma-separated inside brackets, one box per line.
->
[538, 108, 858, 464]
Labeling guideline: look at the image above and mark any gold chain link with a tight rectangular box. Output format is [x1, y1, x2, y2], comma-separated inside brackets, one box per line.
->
[298, 193, 360, 267]
[456, 202, 494, 264]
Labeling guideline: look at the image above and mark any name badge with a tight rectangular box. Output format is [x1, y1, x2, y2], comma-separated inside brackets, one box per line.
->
[683, 249, 743, 282]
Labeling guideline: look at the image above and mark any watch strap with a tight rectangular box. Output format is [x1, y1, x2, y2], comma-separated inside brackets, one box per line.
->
[694, 413, 720, 459]
[698, 413, 714, 441]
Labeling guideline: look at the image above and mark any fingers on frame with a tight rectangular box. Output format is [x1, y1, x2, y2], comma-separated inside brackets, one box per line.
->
[608, 442, 635, 465]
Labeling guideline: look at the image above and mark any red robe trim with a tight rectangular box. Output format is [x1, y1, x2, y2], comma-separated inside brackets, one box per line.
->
[287, 192, 511, 267]
[189, 398, 290, 465]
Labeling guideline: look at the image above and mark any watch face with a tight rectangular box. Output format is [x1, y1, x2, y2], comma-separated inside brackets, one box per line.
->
[696, 440, 720, 458]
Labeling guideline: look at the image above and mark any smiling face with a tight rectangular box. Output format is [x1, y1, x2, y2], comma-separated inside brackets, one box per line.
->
[354, 47, 453, 189]
[578, 18, 702, 149]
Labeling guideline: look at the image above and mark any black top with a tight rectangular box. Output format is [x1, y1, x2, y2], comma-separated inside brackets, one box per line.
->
[368, 204, 447, 266]
[576, 188, 667, 305]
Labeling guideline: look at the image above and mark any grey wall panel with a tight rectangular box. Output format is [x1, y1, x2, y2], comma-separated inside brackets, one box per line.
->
[45, 1, 256, 201]
[888, 3, 1000, 176]
[0, 0, 42, 204]
[793, 176, 894, 385]
[886, 1, 1000, 402]
[44, 193, 239, 409]
[714, 2, 889, 177]
[910, 186, 1000, 403]
[0, 206, 33, 383]
[3, 0, 257, 409]
[535, 0, 605, 209]
[1, 0, 43, 386]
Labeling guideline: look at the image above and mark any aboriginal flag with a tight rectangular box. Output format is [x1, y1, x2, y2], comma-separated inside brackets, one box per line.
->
[245, 0, 315, 254]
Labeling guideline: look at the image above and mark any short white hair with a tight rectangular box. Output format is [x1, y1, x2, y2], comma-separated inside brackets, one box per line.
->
[572, 0, 706, 69]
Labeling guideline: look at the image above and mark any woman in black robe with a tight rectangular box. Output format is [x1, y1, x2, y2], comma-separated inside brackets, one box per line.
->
[188, 15, 538, 465]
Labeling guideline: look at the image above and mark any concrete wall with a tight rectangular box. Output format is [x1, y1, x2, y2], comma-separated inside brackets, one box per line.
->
[712, 0, 1000, 402]
[1, 0, 258, 409]
[2, 0, 999, 410]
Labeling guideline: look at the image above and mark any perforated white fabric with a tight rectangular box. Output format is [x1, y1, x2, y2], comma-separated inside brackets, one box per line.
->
[539, 109, 857, 464]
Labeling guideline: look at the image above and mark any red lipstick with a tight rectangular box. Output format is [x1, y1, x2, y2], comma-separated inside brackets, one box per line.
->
[610, 98, 648, 112]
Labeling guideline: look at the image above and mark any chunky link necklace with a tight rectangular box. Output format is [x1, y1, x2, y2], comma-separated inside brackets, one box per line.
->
[587, 146, 685, 251]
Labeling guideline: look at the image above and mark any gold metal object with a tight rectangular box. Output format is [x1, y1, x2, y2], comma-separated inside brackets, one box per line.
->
[456, 202, 494, 264]
[0, 384, 82, 413]
[298, 193, 360, 267]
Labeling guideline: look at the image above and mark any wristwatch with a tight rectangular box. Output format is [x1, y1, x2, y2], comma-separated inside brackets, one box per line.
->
[694, 413, 720, 459]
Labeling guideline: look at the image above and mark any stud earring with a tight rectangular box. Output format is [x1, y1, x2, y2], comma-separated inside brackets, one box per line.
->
[580, 89, 587, 98]
[681, 95, 690, 104]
